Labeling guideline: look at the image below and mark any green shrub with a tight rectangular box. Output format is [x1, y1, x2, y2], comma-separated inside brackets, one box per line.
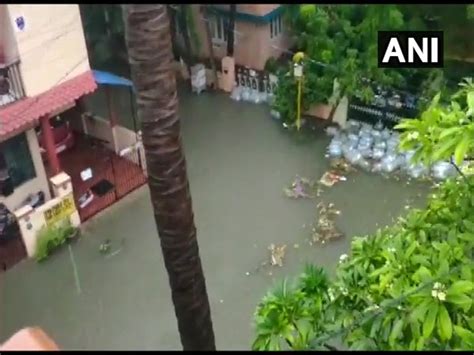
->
[264, 57, 279, 74]
[253, 177, 474, 350]
[35, 219, 78, 262]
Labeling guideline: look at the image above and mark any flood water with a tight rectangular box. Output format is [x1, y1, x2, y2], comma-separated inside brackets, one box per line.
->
[0, 85, 429, 350]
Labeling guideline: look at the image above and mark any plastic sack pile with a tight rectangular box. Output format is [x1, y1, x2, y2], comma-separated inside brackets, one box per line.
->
[326, 120, 458, 181]
[230, 85, 273, 106]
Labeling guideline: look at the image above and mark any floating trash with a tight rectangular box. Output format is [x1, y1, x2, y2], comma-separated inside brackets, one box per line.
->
[284, 175, 314, 198]
[311, 202, 344, 244]
[326, 126, 340, 137]
[269, 243, 287, 267]
[230, 86, 242, 101]
[319, 171, 346, 187]
[329, 158, 356, 174]
[270, 109, 281, 120]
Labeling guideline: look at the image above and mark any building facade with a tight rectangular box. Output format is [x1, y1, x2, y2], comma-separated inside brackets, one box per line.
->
[0, 4, 97, 212]
[180, 4, 292, 71]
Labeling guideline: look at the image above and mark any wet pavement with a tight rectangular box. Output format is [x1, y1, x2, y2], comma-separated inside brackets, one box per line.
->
[0, 87, 429, 350]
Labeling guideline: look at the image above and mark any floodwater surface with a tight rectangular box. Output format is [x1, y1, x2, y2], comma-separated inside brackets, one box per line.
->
[0, 87, 428, 350]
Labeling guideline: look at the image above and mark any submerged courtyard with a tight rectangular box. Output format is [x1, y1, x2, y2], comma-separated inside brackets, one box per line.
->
[0, 87, 429, 350]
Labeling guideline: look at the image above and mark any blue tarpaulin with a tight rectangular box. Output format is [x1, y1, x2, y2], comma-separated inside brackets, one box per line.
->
[92, 70, 134, 88]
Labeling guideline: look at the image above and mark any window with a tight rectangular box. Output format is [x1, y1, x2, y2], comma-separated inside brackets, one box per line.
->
[0, 133, 36, 190]
[270, 15, 283, 39]
[210, 15, 228, 43]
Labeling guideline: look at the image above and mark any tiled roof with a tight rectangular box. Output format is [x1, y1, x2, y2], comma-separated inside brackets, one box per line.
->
[0, 70, 97, 140]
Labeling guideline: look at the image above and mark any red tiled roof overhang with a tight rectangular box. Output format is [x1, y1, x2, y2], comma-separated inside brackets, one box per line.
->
[0, 70, 97, 140]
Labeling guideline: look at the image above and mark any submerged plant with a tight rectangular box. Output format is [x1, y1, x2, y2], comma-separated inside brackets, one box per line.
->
[35, 220, 78, 262]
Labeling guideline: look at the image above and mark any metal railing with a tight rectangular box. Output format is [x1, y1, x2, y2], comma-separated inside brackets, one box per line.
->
[0, 59, 26, 107]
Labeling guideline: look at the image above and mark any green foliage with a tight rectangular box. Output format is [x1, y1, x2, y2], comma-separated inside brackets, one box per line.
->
[397, 78, 474, 166]
[183, 5, 201, 55]
[35, 220, 78, 262]
[253, 178, 474, 350]
[275, 5, 474, 124]
[264, 57, 279, 74]
[80, 5, 128, 68]
[274, 5, 435, 124]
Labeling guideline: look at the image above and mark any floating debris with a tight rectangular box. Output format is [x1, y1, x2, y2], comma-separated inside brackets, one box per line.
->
[319, 171, 346, 187]
[100, 238, 125, 258]
[269, 243, 287, 267]
[329, 158, 357, 175]
[311, 202, 344, 244]
[99, 239, 111, 254]
[293, 243, 299, 249]
[284, 175, 314, 199]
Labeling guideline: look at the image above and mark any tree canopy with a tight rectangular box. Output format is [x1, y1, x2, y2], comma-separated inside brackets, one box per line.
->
[273, 4, 474, 125]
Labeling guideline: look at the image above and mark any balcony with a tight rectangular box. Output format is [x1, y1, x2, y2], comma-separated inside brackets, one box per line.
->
[0, 60, 26, 107]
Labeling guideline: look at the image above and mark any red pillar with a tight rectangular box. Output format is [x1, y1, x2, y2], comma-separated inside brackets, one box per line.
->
[40, 116, 60, 175]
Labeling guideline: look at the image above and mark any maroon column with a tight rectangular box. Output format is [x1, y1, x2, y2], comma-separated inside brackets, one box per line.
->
[40, 116, 60, 175]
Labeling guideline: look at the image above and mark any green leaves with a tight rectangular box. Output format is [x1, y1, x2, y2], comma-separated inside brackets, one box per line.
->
[397, 78, 474, 168]
[447, 280, 474, 295]
[423, 303, 439, 338]
[454, 134, 470, 165]
[467, 91, 474, 111]
[454, 325, 474, 347]
[389, 318, 405, 346]
[437, 304, 452, 341]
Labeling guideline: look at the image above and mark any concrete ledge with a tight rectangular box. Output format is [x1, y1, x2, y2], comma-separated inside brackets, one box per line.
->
[1, 327, 59, 350]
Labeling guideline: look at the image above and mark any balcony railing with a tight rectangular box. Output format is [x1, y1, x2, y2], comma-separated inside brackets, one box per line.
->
[0, 59, 26, 107]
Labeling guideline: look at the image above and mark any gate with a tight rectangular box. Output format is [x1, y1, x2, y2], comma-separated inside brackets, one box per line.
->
[69, 134, 147, 223]
[114, 140, 147, 199]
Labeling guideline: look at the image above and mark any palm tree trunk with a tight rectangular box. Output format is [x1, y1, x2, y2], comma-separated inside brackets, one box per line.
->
[122, 5, 216, 351]
[227, 5, 236, 57]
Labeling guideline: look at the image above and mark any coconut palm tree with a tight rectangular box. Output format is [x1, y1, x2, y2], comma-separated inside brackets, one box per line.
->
[122, 5, 216, 351]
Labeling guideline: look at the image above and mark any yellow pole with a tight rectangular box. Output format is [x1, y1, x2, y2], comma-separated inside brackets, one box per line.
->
[293, 52, 305, 132]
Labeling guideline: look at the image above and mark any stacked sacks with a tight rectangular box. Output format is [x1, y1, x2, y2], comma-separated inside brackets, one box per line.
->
[326, 120, 461, 181]
[327, 134, 344, 158]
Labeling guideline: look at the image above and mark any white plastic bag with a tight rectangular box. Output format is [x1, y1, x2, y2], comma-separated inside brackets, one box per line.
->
[407, 164, 429, 179]
[270, 110, 281, 120]
[345, 149, 362, 165]
[432, 162, 457, 180]
[241, 88, 251, 101]
[326, 126, 340, 137]
[381, 154, 400, 173]
[372, 162, 383, 173]
[328, 143, 343, 158]
[372, 147, 386, 160]
[381, 129, 392, 139]
[360, 148, 372, 159]
[357, 158, 372, 171]
[250, 89, 261, 104]
[230, 86, 242, 101]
